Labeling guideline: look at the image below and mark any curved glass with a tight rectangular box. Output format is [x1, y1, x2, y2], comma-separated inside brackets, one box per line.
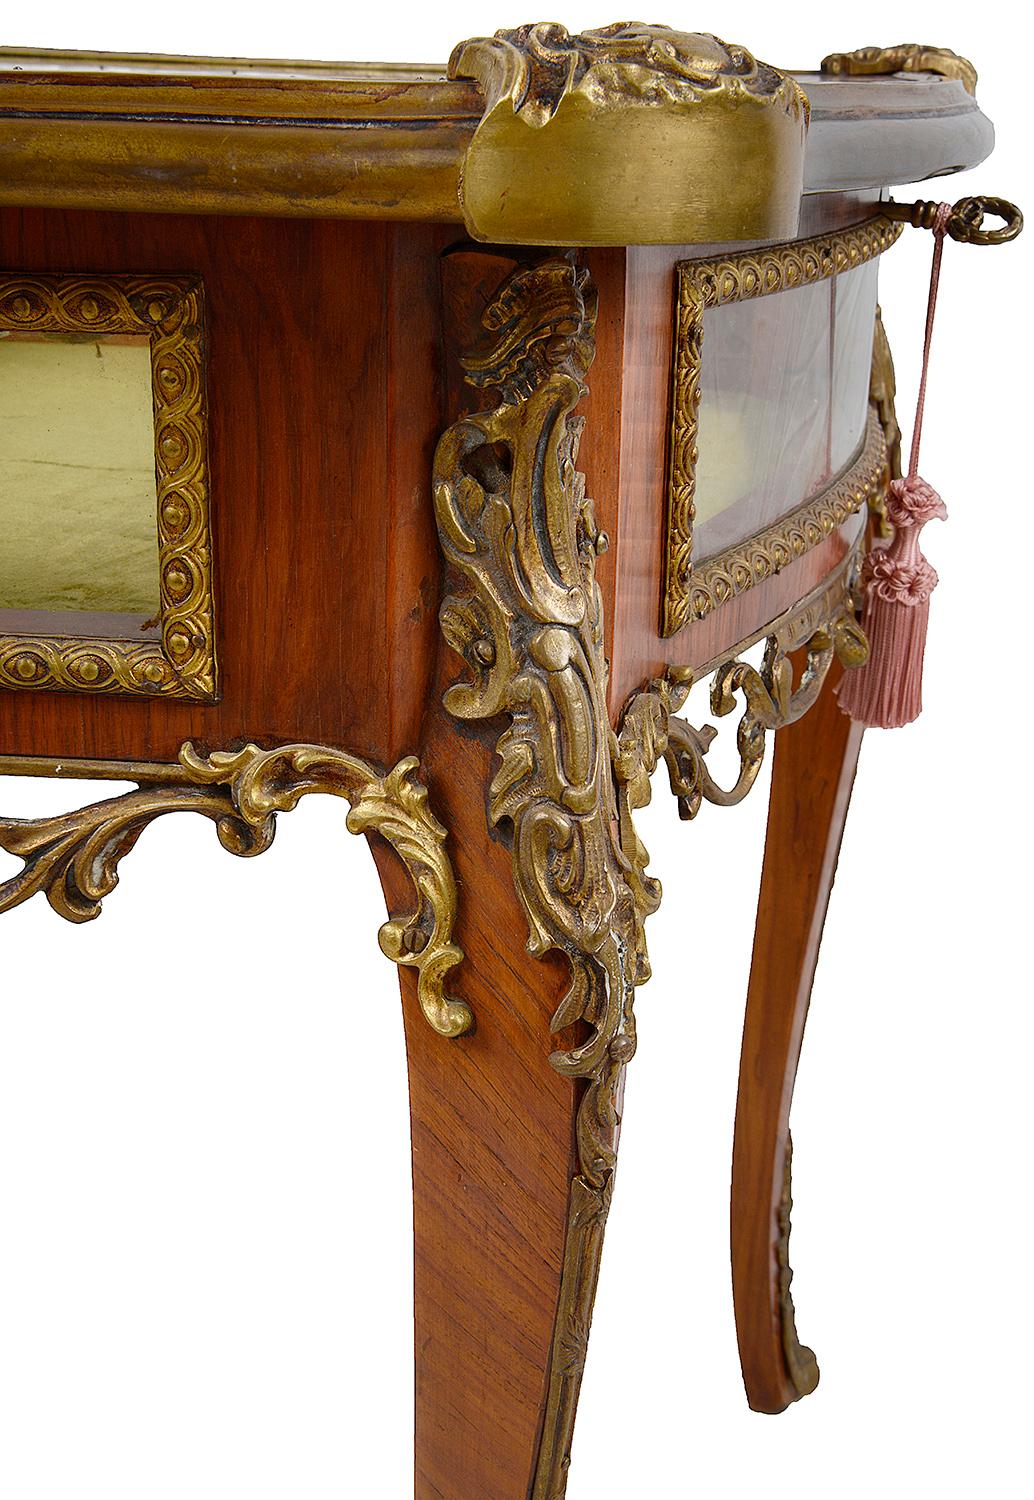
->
[692, 259, 878, 563]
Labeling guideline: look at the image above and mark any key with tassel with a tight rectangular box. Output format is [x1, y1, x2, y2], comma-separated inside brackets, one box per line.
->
[837, 195, 1023, 728]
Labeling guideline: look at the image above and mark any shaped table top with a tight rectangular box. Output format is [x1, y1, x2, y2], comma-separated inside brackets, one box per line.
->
[0, 30, 994, 244]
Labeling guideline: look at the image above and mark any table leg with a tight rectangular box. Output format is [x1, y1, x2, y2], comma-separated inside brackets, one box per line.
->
[370, 711, 605, 1500]
[384, 252, 648, 1499]
[731, 661, 864, 1413]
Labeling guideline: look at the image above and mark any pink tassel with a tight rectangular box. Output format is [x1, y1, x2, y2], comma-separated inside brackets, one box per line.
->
[836, 476, 946, 727]
[839, 201, 954, 729]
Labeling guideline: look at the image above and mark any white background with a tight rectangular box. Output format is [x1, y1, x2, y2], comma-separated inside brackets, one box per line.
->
[1, 4, 1030, 1497]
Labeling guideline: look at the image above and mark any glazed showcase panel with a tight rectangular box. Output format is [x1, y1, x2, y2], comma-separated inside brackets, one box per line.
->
[692, 259, 878, 562]
[663, 216, 901, 635]
[0, 273, 216, 701]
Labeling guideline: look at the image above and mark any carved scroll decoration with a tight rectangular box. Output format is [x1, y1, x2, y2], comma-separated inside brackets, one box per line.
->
[820, 43, 977, 94]
[433, 255, 869, 1496]
[450, 22, 809, 121]
[616, 557, 869, 844]
[0, 274, 217, 700]
[664, 215, 903, 635]
[0, 743, 472, 1039]
[447, 24, 808, 246]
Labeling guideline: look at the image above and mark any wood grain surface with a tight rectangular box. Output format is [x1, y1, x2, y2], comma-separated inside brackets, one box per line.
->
[0, 209, 452, 769]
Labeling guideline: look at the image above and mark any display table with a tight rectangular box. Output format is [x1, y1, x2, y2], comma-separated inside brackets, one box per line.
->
[0, 27, 1019, 1499]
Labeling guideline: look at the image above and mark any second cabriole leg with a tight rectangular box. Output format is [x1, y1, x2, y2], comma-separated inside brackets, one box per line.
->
[731, 661, 864, 1413]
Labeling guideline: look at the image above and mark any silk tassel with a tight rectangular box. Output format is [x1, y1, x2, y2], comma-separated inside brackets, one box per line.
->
[838, 203, 953, 729]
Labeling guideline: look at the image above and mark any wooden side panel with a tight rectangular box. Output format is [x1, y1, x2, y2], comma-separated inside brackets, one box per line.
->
[0, 210, 450, 768]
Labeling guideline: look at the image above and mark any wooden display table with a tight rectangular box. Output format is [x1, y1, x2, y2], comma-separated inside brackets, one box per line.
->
[0, 27, 1018, 1498]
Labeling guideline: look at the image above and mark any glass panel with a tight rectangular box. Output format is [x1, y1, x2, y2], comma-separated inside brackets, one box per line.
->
[692, 261, 878, 564]
[831, 260, 879, 469]
[0, 332, 160, 621]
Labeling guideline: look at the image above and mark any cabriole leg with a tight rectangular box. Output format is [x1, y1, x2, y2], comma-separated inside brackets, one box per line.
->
[731, 661, 864, 1413]
[372, 722, 584, 1500]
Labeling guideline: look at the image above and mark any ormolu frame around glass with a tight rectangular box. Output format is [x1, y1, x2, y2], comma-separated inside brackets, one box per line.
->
[662, 214, 902, 637]
[0, 273, 217, 700]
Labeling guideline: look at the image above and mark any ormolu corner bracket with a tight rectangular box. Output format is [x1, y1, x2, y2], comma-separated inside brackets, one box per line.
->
[448, 22, 809, 246]
[821, 44, 977, 94]
[0, 742, 473, 1039]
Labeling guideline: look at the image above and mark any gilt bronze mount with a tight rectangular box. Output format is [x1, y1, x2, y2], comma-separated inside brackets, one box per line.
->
[449, 23, 808, 246]
[0, 273, 216, 700]
[0, 743, 472, 1038]
[820, 43, 977, 94]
